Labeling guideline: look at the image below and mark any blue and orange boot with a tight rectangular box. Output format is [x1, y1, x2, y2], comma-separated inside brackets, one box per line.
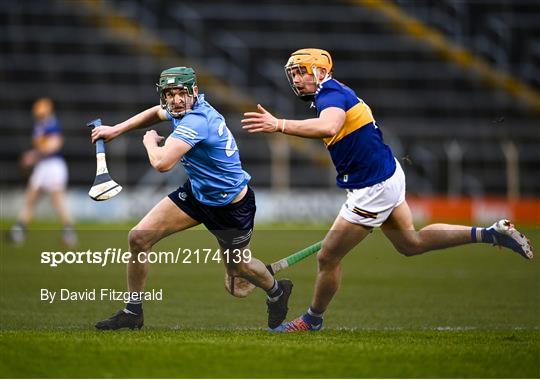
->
[273, 313, 323, 332]
[479, 219, 534, 260]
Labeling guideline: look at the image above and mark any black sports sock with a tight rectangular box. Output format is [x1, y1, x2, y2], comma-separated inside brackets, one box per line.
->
[125, 303, 142, 314]
[266, 279, 283, 302]
[125, 293, 142, 314]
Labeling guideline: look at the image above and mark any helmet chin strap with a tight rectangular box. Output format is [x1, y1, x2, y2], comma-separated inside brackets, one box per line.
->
[168, 109, 186, 118]
[312, 66, 330, 88]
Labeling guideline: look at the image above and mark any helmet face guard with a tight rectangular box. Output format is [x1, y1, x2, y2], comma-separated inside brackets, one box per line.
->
[157, 67, 197, 118]
[285, 63, 318, 102]
[284, 48, 333, 102]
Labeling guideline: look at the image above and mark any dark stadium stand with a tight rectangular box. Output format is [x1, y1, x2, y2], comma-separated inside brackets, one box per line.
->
[397, 0, 540, 89]
[1, 0, 539, 196]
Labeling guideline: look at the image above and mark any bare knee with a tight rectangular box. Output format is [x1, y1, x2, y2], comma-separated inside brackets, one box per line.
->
[226, 261, 251, 278]
[128, 228, 152, 253]
[317, 248, 341, 271]
[395, 242, 425, 256]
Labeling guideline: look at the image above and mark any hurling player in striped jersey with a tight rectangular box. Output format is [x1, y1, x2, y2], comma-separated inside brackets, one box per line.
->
[242, 48, 533, 332]
[92, 67, 292, 330]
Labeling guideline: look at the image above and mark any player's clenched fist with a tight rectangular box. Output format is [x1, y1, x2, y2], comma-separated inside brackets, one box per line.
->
[142, 130, 165, 146]
[91, 125, 120, 143]
[241, 104, 281, 133]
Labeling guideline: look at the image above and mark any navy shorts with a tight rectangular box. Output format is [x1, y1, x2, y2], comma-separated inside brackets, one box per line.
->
[168, 181, 256, 249]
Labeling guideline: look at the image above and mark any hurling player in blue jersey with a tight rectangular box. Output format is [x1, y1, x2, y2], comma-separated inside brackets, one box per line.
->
[242, 49, 533, 332]
[10, 98, 77, 247]
[92, 67, 292, 330]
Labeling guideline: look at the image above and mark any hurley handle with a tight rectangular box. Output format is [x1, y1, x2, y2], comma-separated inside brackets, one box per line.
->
[286, 241, 322, 266]
[268, 240, 322, 275]
[87, 118, 105, 154]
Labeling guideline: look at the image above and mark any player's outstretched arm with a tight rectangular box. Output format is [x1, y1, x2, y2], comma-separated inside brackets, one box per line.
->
[241, 104, 345, 139]
[91, 105, 167, 143]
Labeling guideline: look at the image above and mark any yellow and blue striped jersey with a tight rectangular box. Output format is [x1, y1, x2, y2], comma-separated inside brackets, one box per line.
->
[33, 116, 63, 159]
[315, 78, 396, 189]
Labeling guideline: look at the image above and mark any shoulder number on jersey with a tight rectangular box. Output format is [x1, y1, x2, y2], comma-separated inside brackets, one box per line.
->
[218, 121, 237, 157]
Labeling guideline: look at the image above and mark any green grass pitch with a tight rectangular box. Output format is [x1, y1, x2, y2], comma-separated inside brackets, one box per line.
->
[1, 222, 539, 378]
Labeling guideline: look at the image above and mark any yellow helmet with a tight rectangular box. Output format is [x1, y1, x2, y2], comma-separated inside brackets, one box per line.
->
[284, 48, 333, 100]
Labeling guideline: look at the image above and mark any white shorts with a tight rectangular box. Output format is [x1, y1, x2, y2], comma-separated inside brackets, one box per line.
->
[29, 157, 68, 192]
[339, 159, 406, 228]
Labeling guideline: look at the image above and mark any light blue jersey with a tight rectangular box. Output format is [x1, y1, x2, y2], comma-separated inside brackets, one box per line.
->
[167, 94, 251, 206]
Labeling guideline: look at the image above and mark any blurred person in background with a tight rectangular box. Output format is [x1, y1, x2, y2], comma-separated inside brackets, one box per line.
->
[9, 98, 77, 246]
